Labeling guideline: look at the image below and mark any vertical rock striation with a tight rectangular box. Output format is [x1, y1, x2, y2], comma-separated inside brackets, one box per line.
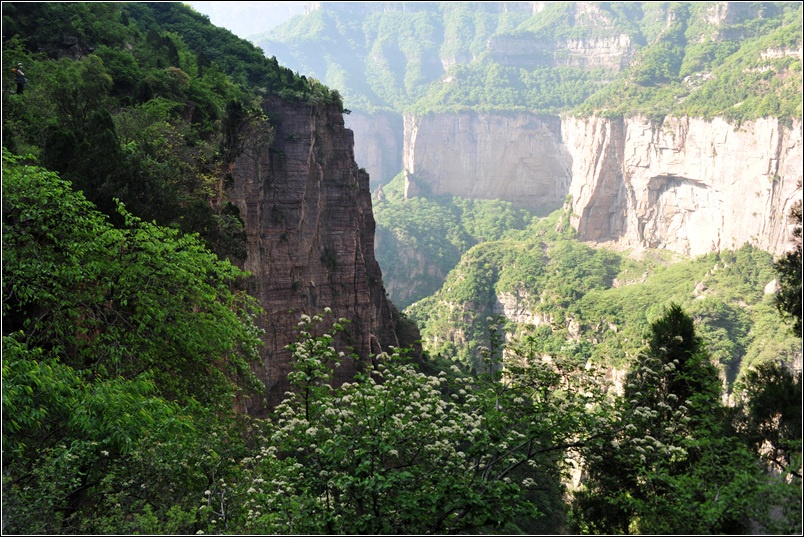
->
[403, 112, 573, 214]
[227, 95, 418, 414]
[563, 116, 802, 256]
[399, 112, 802, 257]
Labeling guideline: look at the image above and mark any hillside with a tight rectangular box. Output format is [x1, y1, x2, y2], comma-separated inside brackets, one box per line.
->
[2, 1, 344, 255]
[373, 169, 800, 395]
[403, 203, 801, 390]
[257, 1, 802, 120]
[2, 2, 801, 535]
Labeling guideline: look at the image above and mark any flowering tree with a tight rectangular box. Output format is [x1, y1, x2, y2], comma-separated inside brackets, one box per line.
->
[203, 312, 613, 534]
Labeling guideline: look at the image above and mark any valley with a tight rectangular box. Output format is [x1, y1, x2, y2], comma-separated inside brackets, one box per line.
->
[2, 1, 801, 534]
[258, 0, 802, 386]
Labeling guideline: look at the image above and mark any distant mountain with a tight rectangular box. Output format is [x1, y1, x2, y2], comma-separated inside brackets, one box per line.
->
[255, 1, 802, 120]
[254, 2, 802, 256]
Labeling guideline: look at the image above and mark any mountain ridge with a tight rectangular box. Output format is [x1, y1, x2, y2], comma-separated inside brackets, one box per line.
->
[257, 1, 802, 258]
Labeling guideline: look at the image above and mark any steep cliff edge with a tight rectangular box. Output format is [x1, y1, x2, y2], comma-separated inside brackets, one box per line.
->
[400, 113, 802, 256]
[226, 96, 418, 413]
[565, 115, 802, 256]
[344, 111, 403, 187]
[403, 113, 573, 215]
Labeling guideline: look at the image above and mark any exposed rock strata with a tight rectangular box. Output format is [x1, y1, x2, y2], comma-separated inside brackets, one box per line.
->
[227, 95, 418, 414]
[486, 2, 635, 70]
[492, 291, 551, 326]
[488, 34, 634, 70]
[399, 112, 802, 257]
[564, 115, 802, 257]
[403, 112, 573, 215]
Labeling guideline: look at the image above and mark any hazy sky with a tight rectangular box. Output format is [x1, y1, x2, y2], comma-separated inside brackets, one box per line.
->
[185, 1, 306, 40]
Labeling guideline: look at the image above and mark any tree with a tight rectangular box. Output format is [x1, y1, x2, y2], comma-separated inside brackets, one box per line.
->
[737, 362, 802, 476]
[2, 150, 267, 533]
[573, 304, 769, 534]
[3, 150, 264, 407]
[199, 313, 610, 534]
[774, 186, 802, 333]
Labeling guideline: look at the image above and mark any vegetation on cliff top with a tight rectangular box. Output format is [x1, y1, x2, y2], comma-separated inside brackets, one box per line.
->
[2, 2, 800, 534]
[258, 1, 802, 121]
[2, 1, 342, 259]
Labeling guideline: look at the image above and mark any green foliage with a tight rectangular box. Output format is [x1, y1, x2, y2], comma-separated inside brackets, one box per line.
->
[774, 191, 802, 333]
[199, 312, 610, 534]
[261, 2, 801, 120]
[2, 332, 252, 534]
[374, 192, 533, 308]
[410, 62, 612, 115]
[578, 3, 803, 121]
[2, 150, 265, 534]
[407, 207, 623, 368]
[2, 151, 264, 407]
[3, 3, 800, 534]
[735, 362, 802, 476]
[406, 200, 795, 386]
[572, 304, 775, 534]
[1, 1, 343, 258]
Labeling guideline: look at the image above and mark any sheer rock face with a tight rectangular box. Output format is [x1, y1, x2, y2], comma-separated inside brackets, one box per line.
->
[488, 34, 634, 70]
[227, 95, 418, 414]
[403, 112, 574, 215]
[344, 111, 403, 187]
[564, 115, 802, 257]
[398, 112, 802, 257]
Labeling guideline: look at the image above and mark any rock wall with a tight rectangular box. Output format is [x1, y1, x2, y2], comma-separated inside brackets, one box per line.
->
[344, 111, 403, 187]
[488, 34, 634, 70]
[400, 112, 802, 256]
[226, 95, 418, 414]
[563, 115, 802, 256]
[403, 112, 573, 214]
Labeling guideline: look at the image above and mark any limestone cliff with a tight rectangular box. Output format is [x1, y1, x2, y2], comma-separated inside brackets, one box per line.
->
[399, 112, 802, 256]
[487, 34, 634, 71]
[403, 112, 573, 215]
[226, 95, 418, 413]
[344, 111, 403, 187]
[564, 115, 802, 256]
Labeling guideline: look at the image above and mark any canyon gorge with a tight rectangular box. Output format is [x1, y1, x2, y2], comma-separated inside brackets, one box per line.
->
[386, 111, 802, 257]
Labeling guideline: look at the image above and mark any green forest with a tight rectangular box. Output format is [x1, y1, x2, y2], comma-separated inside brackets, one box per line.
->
[3, 2, 802, 535]
[257, 1, 802, 122]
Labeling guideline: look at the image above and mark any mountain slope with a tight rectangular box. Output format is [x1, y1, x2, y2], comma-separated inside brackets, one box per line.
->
[257, 1, 802, 120]
[405, 206, 801, 390]
[2, 1, 418, 413]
